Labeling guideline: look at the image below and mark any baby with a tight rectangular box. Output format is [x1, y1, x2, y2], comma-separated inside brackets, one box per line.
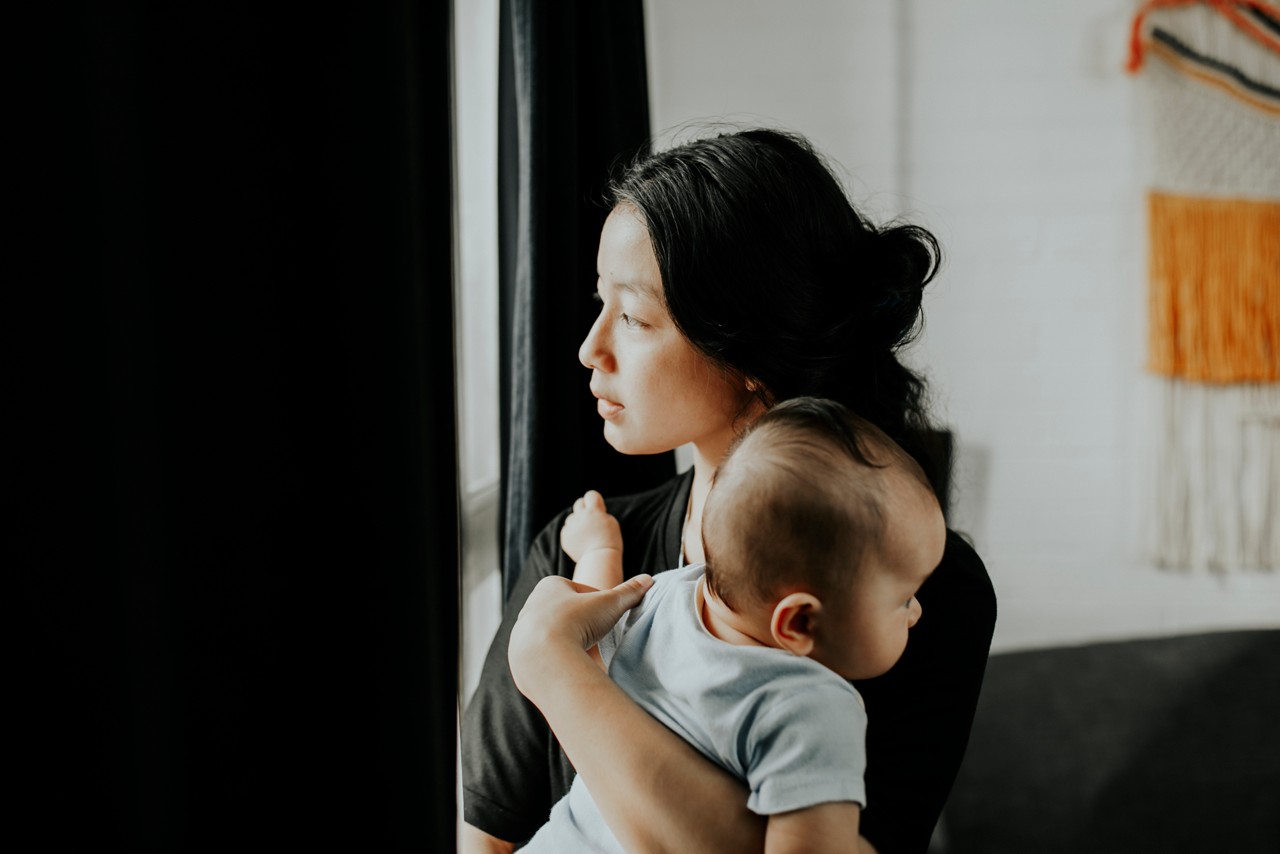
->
[518, 396, 946, 851]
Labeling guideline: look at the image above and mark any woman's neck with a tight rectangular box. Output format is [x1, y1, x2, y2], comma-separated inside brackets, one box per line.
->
[681, 443, 723, 566]
[681, 399, 769, 566]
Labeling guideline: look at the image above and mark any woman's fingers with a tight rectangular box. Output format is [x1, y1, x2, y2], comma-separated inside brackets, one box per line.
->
[609, 573, 652, 609]
[518, 574, 653, 648]
[509, 574, 654, 703]
[573, 574, 652, 645]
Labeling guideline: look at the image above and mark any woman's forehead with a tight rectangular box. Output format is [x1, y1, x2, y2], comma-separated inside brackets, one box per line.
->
[597, 209, 663, 302]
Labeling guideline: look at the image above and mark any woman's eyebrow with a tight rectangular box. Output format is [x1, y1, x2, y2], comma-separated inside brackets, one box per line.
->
[599, 277, 661, 303]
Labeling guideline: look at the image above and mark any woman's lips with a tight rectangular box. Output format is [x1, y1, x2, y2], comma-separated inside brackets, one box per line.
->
[596, 397, 623, 420]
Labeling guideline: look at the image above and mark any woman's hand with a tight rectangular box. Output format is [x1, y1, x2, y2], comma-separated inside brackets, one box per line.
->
[507, 574, 652, 706]
[504, 572, 767, 853]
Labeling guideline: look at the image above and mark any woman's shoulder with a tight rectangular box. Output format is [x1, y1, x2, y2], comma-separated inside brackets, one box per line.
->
[941, 529, 992, 586]
[922, 528, 997, 638]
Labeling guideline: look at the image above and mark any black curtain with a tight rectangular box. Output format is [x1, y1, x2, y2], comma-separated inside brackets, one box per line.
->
[498, 0, 673, 600]
[14, 3, 457, 850]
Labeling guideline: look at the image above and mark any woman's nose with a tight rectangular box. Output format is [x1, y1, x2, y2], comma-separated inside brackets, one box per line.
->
[579, 312, 613, 372]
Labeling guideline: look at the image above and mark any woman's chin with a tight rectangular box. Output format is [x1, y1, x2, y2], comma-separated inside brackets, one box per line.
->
[602, 429, 639, 455]
[602, 424, 668, 456]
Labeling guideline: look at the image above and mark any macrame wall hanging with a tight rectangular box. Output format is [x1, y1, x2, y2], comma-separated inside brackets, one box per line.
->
[1127, 0, 1280, 571]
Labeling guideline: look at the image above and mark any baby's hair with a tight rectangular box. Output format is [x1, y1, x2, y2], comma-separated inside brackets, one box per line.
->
[702, 397, 934, 612]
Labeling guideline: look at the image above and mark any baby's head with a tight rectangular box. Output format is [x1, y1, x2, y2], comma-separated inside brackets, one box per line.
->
[702, 397, 946, 680]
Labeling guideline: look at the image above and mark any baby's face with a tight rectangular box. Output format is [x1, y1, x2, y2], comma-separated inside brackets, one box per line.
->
[810, 485, 945, 681]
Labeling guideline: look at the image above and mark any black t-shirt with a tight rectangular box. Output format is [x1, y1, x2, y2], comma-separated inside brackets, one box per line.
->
[460, 469, 997, 854]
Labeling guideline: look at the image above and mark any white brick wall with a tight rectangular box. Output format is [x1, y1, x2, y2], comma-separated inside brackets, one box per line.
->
[645, 0, 1280, 651]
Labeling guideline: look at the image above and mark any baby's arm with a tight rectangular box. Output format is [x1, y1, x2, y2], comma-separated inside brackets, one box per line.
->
[560, 490, 623, 591]
[765, 802, 862, 854]
[560, 491, 623, 669]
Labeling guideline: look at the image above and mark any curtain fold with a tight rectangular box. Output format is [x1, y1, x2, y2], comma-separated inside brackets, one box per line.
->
[14, 2, 459, 848]
[499, 0, 673, 600]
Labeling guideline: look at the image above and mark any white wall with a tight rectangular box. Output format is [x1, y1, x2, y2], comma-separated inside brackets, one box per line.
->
[644, 0, 1280, 652]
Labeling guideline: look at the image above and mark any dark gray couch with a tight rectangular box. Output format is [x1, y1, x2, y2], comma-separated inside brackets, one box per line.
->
[932, 628, 1280, 854]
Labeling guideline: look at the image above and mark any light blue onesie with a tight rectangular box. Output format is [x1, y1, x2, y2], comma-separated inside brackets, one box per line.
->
[520, 564, 868, 852]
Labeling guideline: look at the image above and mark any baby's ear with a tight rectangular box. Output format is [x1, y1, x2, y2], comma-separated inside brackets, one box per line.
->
[770, 592, 821, 657]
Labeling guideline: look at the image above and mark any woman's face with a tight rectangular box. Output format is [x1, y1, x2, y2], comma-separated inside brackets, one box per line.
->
[579, 206, 751, 459]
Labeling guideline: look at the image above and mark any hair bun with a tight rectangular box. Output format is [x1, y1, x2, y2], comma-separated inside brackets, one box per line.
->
[864, 223, 941, 349]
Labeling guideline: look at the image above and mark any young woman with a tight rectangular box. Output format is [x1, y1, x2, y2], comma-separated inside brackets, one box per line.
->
[461, 128, 997, 854]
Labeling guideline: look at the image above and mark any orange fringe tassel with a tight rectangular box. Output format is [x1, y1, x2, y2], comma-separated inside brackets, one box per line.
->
[1147, 191, 1280, 382]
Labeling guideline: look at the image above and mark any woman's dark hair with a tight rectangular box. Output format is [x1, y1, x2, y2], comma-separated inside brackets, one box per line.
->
[607, 127, 943, 473]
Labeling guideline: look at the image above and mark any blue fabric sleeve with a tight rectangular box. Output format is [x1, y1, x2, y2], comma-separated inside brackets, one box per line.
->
[744, 683, 868, 815]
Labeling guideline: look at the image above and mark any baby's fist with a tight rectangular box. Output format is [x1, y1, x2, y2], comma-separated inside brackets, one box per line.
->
[560, 490, 623, 562]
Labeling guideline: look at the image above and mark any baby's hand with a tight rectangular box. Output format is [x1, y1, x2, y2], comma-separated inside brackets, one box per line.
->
[560, 490, 623, 563]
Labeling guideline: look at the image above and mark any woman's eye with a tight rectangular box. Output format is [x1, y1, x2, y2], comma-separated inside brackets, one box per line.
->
[620, 313, 645, 329]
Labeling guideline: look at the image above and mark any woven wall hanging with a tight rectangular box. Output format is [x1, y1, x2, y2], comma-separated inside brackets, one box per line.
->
[1128, 1, 1280, 570]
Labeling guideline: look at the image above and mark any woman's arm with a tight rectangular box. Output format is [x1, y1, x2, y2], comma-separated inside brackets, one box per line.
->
[461, 491, 768, 850]
[508, 574, 767, 853]
[508, 575, 886, 854]
[460, 510, 758, 849]
[459, 825, 515, 854]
